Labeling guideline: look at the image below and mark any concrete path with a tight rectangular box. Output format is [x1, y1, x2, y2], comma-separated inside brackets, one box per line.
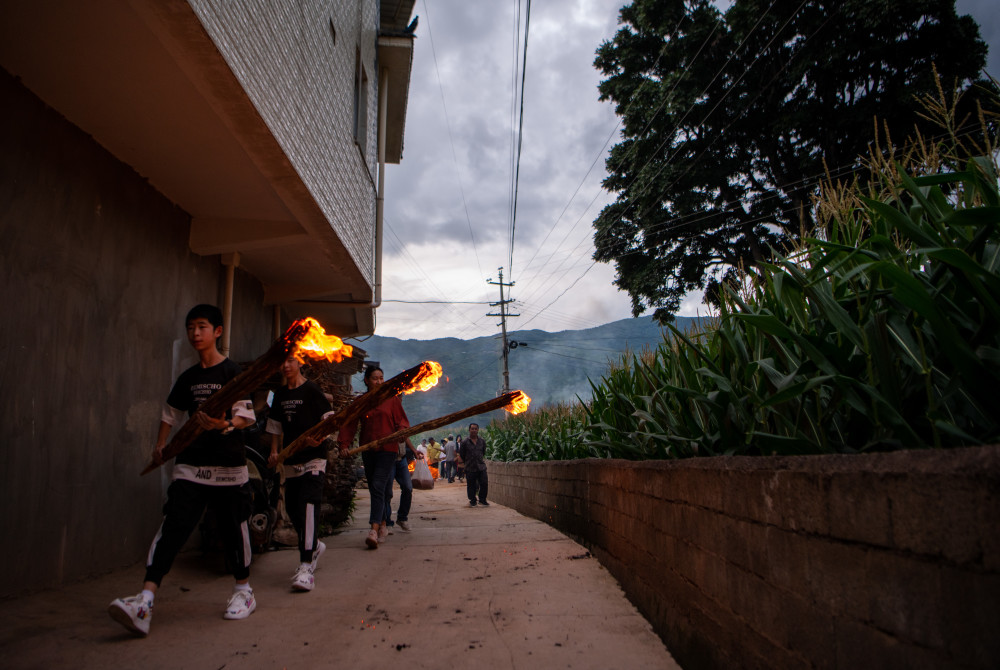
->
[0, 478, 680, 669]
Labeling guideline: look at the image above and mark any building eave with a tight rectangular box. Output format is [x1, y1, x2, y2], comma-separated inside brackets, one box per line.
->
[0, 0, 375, 337]
[378, 34, 414, 165]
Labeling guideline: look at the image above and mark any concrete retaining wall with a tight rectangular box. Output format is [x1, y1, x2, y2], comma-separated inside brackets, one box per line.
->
[0, 69, 273, 597]
[489, 447, 1000, 670]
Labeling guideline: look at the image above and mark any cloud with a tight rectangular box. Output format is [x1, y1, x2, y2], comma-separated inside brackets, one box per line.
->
[381, 0, 999, 341]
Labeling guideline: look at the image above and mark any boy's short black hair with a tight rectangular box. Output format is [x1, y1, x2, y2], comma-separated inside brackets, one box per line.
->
[186, 304, 224, 328]
[364, 364, 383, 381]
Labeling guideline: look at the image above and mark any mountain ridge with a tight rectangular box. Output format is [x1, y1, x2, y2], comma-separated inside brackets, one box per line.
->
[341, 315, 706, 439]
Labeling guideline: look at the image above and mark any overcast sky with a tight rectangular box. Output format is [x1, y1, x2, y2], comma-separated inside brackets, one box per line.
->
[375, 0, 999, 342]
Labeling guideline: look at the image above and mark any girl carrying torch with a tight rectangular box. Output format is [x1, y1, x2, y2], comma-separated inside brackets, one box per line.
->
[337, 365, 410, 549]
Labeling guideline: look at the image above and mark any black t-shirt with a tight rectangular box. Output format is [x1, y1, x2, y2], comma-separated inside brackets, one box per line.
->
[271, 380, 333, 464]
[167, 358, 248, 468]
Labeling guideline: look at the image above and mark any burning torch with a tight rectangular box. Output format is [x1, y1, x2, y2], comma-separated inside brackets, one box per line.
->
[347, 390, 531, 456]
[272, 361, 444, 466]
[140, 317, 352, 475]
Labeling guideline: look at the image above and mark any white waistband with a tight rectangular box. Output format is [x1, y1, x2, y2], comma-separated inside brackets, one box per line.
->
[172, 464, 249, 486]
[284, 458, 327, 479]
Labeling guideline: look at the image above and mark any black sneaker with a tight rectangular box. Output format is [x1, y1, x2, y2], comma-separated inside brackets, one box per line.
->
[469, 500, 477, 507]
[479, 500, 490, 506]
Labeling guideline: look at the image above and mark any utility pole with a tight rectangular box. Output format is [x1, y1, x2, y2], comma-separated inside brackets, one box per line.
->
[487, 267, 518, 394]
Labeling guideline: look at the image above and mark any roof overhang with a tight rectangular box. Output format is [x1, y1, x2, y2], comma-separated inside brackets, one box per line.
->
[0, 0, 376, 336]
[379, 34, 415, 164]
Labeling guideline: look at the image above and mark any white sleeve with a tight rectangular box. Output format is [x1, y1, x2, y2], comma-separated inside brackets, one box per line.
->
[265, 418, 282, 436]
[232, 399, 256, 422]
[161, 404, 185, 426]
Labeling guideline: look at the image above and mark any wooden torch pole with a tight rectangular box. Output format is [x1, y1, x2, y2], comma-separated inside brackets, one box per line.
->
[348, 391, 526, 456]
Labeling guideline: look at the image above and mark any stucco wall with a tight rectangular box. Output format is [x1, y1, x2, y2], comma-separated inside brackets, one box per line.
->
[0, 69, 273, 597]
[489, 447, 1000, 670]
[190, 0, 379, 282]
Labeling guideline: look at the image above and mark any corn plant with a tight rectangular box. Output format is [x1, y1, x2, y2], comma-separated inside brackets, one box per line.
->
[484, 403, 591, 461]
[487, 86, 1000, 461]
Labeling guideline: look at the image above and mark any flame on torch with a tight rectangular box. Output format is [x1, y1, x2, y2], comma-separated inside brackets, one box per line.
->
[403, 361, 443, 394]
[291, 317, 354, 363]
[505, 390, 531, 414]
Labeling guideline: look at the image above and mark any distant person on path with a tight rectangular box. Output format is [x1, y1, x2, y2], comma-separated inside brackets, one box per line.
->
[443, 434, 457, 483]
[454, 432, 465, 481]
[459, 423, 489, 506]
[108, 304, 258, 636]
[338, 365, 410, 549]
[427, 436, 442, 476]
[266, 355, 333, 592]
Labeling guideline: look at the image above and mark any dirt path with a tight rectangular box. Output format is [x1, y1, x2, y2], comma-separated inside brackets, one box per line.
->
[0, 478, 680, 669]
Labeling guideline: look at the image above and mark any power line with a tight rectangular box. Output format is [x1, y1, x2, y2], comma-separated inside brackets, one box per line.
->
[513, 5, 762, 311]
[526, 346, 609, 365]
[517, 260, 599, 330]
[508, 0, 532, 278]
[515, 10, 707, 301]
[514, 2, 806, 324]
[383, 299, 493, 304]
[520, 2, 830, 322]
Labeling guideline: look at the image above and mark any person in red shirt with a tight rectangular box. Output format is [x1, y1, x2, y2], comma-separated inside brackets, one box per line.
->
[338, 365, 410, 549]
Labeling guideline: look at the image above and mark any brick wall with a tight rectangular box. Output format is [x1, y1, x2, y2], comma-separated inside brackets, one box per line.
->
[489, 447, 1000, 669]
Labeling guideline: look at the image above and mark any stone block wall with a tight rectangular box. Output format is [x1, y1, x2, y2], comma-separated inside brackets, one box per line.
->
[489, 447, 1000, 669]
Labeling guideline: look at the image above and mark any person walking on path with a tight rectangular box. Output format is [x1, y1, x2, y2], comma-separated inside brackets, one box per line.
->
[443, 434, 457, 483]
[266, 355, 333, 592]
[108, 304, 258, 636]
[385, 436, 420, 532]
[427, 436, 442, 476]
[459, 423, 489, 507]
[338, 365, 410, 549]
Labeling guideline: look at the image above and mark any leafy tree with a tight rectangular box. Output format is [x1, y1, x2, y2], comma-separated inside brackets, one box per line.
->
[593, 0, 994, 322]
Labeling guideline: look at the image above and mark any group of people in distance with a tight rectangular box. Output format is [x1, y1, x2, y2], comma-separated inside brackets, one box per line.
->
[416, 434, 462, 483]
[108, 304, 492, 637]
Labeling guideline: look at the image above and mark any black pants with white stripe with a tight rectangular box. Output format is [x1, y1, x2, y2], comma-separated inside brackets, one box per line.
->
[285, 472, 324, 563]
[144, 479, 253, 586]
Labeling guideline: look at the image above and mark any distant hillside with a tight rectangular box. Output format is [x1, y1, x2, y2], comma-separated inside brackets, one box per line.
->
[341, 316, 709, 439]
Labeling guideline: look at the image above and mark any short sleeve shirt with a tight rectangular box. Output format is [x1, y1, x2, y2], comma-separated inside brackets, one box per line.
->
[266, 380, 333, 464]
[167, 358, 249, 468]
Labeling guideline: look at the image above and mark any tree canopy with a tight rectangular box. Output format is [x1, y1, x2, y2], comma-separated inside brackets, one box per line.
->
[592, 0, 995, 322]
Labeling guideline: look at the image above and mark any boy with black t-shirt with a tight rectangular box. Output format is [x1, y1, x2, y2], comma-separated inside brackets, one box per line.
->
[266, 355, 333, 592]
[108, 304, 258, 636]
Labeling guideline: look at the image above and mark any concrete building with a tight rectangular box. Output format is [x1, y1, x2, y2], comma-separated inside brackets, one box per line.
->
[0, 0, 415, 597]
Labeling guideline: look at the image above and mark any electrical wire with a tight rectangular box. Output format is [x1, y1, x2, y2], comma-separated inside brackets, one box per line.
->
[524, 346, 609, 365]
[514, 1, 777, 309]
[508, 0, 532, 277]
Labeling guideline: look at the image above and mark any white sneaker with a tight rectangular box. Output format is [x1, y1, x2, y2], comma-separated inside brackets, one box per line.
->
[223, 589, 256, 620]
[310, 541, 326, 572]
[291, 565, 315, 592]
[377, 524, 388, 543]
[398, 520, 410, 532]
[108, 594, 153, 636]
[365, 529, 379, 549]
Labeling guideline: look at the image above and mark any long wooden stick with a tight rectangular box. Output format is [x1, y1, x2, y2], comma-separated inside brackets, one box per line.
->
[140, 320, 313, 475]
[274, 361, 440, 466]
[348, 391, 524, 456]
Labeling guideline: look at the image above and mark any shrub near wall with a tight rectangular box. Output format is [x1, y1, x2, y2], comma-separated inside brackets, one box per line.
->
[489, 447, 1000, 670]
